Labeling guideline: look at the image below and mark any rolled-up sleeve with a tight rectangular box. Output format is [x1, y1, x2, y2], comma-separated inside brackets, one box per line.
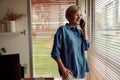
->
[51, 27, 63, 60]
[84, 40, 90, 51]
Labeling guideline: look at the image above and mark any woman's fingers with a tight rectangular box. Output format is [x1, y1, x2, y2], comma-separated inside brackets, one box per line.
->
[68, 69, 73, 75]
[62, 68, 73, 78]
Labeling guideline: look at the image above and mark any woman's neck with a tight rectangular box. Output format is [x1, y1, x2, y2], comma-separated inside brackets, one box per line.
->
[69, 23, 77, 28]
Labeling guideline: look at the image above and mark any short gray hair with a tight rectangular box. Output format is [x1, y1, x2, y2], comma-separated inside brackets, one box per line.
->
[65, 5, 81, 21]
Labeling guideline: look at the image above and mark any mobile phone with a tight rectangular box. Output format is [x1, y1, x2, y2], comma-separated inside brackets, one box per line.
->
[80, 18, 84, 27]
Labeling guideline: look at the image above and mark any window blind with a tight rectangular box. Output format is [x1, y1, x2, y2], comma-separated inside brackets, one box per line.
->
[89, 0, 120, 80]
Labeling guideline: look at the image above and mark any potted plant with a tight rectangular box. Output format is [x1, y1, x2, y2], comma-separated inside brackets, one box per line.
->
[3, 8, 26, 32]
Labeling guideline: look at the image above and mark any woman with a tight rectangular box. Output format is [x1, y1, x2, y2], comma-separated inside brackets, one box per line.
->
[51, 5, 90, 80]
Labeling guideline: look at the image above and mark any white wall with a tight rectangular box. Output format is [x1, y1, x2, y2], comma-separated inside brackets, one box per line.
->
[77, 0, 86, 17]
[0, 0, 30, 77]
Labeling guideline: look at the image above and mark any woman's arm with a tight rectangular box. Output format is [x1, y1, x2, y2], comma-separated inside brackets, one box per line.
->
[80, 18, 88, 40]
[80, 18, 90, 50]
[83, 29, 88, 40]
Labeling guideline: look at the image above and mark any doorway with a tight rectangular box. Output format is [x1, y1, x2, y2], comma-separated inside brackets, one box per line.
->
[30, 0, 75, 78]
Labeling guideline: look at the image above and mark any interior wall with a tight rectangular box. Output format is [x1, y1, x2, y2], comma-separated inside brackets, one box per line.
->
[77, 0, 86, 17]
[0, 0, 30, 77]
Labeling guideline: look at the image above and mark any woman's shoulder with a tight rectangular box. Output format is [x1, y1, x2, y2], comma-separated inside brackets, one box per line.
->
[57, 24, 68, 31]
[55, 25, 64, 35]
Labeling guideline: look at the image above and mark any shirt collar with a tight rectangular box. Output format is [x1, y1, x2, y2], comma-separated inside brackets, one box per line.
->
[65, 23, 78, 30]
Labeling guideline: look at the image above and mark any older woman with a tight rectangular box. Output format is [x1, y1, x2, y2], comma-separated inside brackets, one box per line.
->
[51, 5, 90, 80]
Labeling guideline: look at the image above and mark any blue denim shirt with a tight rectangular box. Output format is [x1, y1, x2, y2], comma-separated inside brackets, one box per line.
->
[51, 23, 90, 79]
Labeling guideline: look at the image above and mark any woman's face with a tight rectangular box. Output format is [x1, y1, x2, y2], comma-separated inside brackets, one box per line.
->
[69, 10, 82, 26]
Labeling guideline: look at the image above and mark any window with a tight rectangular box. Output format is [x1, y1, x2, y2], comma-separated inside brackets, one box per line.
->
[105, 2, 114, 28]
[89, 0, 120, 80]
[31, 0, 75, 78]
[118, 0, 120, 22]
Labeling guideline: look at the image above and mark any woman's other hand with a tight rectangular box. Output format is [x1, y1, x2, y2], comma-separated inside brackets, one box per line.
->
[62, 68, 73, 79]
